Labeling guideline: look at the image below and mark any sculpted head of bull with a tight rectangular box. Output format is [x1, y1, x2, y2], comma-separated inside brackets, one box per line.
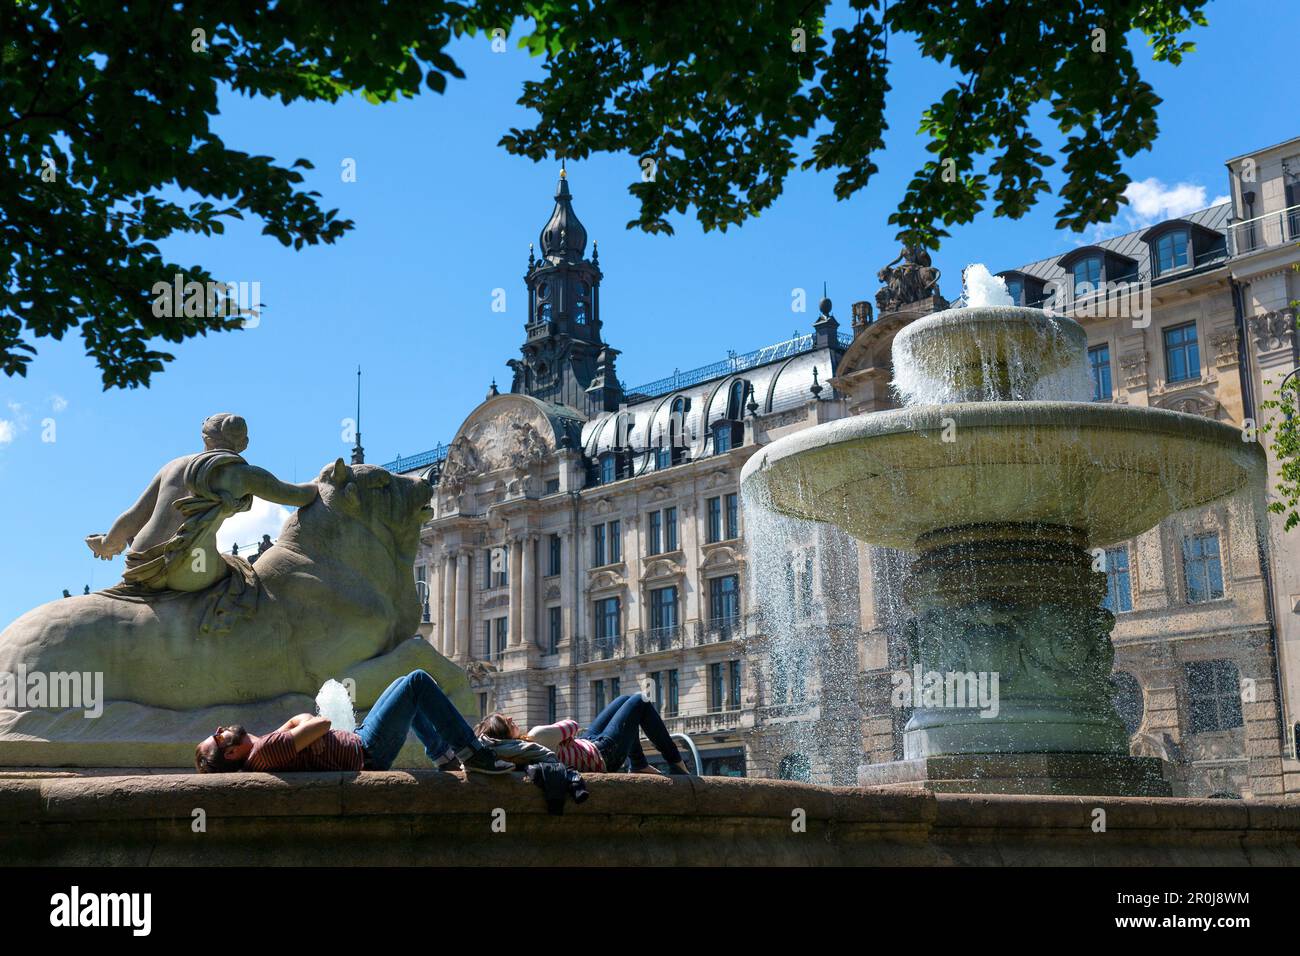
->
[0, 459, 440, 715]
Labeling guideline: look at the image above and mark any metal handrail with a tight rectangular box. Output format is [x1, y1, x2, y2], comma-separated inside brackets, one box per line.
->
[625, 331, 853, 398]
[382, 443, 449, 472]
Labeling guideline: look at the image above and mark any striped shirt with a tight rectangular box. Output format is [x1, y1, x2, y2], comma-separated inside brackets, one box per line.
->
[243, 729, 365, 772]
[527, 719, 605, 772]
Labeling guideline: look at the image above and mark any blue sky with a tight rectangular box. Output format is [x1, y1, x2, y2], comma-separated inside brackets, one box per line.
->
[1, 0, 1297, 625]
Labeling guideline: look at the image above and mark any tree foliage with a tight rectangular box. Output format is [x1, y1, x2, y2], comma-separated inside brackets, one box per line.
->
[2, 0, 1209, 387]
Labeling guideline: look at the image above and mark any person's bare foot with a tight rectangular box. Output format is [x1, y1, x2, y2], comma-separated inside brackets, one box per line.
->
[631, 765, 664, 776]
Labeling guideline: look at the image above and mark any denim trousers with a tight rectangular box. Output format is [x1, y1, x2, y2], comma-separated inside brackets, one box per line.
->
[581, 694, 682, 771]
[354, 670, 476, 770]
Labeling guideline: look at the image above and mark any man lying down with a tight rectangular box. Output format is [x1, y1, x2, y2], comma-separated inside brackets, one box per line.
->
[193, 669, 514, 775]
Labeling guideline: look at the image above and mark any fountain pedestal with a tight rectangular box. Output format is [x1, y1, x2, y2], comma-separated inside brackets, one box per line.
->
[901, 523, 1129, 758]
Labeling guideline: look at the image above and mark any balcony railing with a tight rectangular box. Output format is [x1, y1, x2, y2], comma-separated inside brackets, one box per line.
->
[1227, 203, 1300, 257]
[637, 624, 684, 655]
[577, 635, 623, 663]
[625, 332, 854, 399]
[664, 709, 750, 737]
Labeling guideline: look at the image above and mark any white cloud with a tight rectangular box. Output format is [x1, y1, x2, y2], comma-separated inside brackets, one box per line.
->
[1122, 178, 1219, 225]
[50, 395, 68, 413]
[0, 420, 15, 445]
[216, 497, 292, 554]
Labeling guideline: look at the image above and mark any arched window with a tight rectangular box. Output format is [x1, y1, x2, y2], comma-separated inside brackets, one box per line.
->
[726, 379, 749, 420]
[1109, 672, 1144, 737]
[778, 753, 811, 782]
[659, 396, 689, 468]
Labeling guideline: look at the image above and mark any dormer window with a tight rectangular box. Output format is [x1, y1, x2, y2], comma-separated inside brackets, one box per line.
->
[996, 271, 1046, 307]
[1153, 229, 1190, 275]
[1072, 256, 1102, 292]
[658, 396, 689, 468]
[712, 380, 748, 454]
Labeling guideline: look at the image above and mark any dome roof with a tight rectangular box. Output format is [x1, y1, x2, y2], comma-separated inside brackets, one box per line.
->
[538, 167, 588, 263]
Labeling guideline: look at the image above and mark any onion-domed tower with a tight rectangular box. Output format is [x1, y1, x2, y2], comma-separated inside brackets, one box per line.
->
[508, 166, 622, 414]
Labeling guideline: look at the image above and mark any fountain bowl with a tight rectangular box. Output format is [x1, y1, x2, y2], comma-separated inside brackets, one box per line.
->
[741, 401, 1267, 550]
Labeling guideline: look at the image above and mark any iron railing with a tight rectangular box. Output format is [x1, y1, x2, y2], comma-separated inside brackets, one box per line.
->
[577, 635, 623, 663]
[636, 624, 684, 655]
[382, 443, 448, 472]
[625, 331, 853, 399]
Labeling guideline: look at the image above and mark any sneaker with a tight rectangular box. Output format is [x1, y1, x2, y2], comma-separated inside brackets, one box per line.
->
[461, 749, 515, 775]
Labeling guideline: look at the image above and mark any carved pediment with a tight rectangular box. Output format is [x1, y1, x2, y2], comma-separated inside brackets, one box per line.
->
[649, 484, 673, 502]
[594, 498, 616, 515]
[1150, 390, 1222, 420]
[588, 568, 625, 592]
[701, 544, 743, 568]
[643, 557, 686, 581]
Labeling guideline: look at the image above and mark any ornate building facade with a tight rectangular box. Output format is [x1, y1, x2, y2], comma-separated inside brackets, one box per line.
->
[391, 136, 1300, 794]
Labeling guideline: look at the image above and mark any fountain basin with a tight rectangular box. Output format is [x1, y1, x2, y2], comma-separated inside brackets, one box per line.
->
[741, 401, 1266, 550]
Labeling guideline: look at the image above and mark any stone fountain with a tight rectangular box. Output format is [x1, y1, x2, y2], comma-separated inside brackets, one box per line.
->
[740, 290, 1267, 795]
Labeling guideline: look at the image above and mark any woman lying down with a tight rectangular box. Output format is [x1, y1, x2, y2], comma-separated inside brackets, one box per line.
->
[475, 692, 692, 775]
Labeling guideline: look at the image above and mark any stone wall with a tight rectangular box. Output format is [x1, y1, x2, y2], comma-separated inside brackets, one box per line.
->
[3, 771, 1299, 866]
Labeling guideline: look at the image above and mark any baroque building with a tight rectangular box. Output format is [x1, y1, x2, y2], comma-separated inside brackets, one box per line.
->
[389, 136, 1300, 794]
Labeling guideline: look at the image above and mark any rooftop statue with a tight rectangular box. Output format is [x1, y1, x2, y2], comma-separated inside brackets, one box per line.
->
[875, 244, 944, 314]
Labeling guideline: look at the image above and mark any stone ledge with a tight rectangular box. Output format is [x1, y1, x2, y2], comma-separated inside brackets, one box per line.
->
[3, 771, 1299, 865]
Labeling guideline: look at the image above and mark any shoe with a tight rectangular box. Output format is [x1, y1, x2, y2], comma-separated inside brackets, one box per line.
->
[667, 763, 692, 776]
[461, 749, 515, 775]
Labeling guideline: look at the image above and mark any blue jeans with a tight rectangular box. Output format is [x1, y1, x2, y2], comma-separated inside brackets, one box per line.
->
[582, 694, 682, 771]
[355, 671, 478, 771]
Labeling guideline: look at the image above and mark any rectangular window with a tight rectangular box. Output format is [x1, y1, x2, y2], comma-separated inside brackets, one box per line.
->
[729, 660, 742, 711]
[709, 663, 724, 713]
[547, 685, 557, 724]
[600, 455, 616, 484]
[593, 523, 606, 567]
[656, 446, 672, 470]
[1088, 344, 1112, 402]
[495, 617, 508, 659]
[1183, 533, 1224, 604]
[1163, 322, 1200, 384]
[483, 620, 493, 659]
[547, 534, 562, 576]
[609, 520, 621, 563]
[485, 547, 507, 589]
[648, 510, 662, 556]
[595, 596, 621, 650]
[665, 507, 678, 551]
[1154, 230, 1190, 275]
[1072, 256, 1102, 293]
[715, 424, 733, 453]
[799, 550, 815, 616]
[593, 679, 606, 719]
[769, 651, 807, 705]
[710, 575, 741, 629]
[667, 669, 679, 717]
[610, 676, 620, 699]
[649, 585, 678, 640]
[478, 692, 488, 720]
[725, 492, 739, 539]
[547, 605, 562, 654]
[707, 496, 722, 543]
[1102, 546, 1133, 614]
[1185, 660, 1243, 733]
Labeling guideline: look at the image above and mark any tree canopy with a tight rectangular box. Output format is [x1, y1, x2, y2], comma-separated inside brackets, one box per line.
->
[2, 0, 1208, 387]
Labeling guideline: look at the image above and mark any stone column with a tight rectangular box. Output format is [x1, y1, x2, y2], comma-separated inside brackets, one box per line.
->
[455, 549, 471, 664]
[509, 535, 523, 646]
[522, 533, 537, 648]
[441, 551, 456, 658]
